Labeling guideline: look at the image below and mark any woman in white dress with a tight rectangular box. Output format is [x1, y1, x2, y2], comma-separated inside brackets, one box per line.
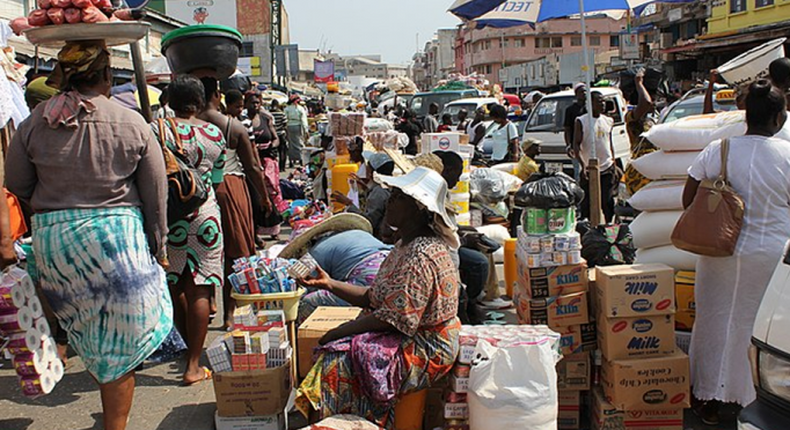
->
[684, 80, 790, 425]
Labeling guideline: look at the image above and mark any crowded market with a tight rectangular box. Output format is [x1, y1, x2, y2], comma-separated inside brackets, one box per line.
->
[1, 0, 790, 429]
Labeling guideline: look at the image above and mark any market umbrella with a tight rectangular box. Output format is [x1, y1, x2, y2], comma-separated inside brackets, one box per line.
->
[465, 0, 696, 224]
[448, 0, 507, 20]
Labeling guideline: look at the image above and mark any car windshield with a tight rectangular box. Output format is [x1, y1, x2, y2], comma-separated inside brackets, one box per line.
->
[410, 93, 469, 117]
[527, 96, 575, 132]
[442, 103, 482, 124]
[661, 99, 738, 124]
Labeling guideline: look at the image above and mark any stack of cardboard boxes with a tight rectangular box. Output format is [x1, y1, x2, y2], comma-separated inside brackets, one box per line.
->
[513, 216, 595, 430]
[592, 264, 690, 430]
[207, 306, 292, 430]
[297, 307, 362, 379]
[441, 334, 474, 430]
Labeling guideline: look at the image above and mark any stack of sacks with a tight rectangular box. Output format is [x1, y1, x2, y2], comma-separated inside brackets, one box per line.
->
[628, 111, 748, 271]
[0, 266, 62, 398]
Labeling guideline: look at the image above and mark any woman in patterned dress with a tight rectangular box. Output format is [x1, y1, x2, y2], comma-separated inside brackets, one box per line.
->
[296, 167, 461, 428]
[151, 75, 226, 385]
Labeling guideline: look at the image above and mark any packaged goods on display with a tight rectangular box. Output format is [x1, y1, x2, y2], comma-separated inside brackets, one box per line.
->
[513, 290, 590, 329]
[630, 211, 682, 250]
[521, 207, 577, 236]
[206, 308, 287, 374]
[556, 353, 591, 391]
[601, 351, 691, 411]
[597, 314, 676, 361]
[630, 150, 700, 181]
[297, 307, 362, 378]
[557, 323, 598, 356]
[421, 132, 468, 154]
[595, 264, 675, 318]
[328, 112, 365, 137]
[635, 246, 698, 272]
[228, 257, 297, 295]
[558, 390, 581, 430]
[628, 180, 685, 212]
[591, 387, 684, 430]
[515, 260, 588, 298]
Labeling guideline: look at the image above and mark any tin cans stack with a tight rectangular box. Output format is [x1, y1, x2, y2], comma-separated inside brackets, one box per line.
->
[0, 266, 62, 398]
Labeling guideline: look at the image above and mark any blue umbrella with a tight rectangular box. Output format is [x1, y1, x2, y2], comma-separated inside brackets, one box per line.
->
[448, 0, 508, 20]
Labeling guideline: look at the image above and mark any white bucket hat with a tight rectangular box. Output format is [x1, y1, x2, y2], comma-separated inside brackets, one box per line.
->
[376, 167, 459, 249]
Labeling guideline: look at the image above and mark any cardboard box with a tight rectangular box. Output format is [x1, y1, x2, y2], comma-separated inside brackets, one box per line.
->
[514, 290, 590, 329]
[595, 264, 675, 318]
[558, 390, 581, 430]
[675, 281, 695, 331]
[214, 411, 285, 430]
[557, 353, 591, 391]
[450, 374, 469, 393]
[601, 351, 691, 411]
[557, 323, 597, 356]
[598, 314, 676, 360]
[444, 401, 469, 419]
[421, 133, 468, 154]
[298, 307, 362, 378]
[516, 261, 589, 299]
[213, 361, 292, 417]
[591, 387, 683, 430]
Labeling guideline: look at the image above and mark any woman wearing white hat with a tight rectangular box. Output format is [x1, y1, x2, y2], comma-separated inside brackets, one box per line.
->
[295, 167, 460, 427]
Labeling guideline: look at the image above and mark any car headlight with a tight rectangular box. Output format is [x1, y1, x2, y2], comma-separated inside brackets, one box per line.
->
[759, 348, 790, 402]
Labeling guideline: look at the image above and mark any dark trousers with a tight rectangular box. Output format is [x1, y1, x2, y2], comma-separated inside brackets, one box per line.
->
[579, 165, 617, 224]
[459, 247, 488, 323]
[277, 133, 287, 171]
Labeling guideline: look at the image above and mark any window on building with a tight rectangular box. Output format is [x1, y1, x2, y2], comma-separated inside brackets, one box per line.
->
[551, 37, 563, 48]
[571, 36, 582, 46]
[485, 65, 492, 74]
[755, 0, 773, 7]
[731, 0, 747, 12]
[515, 38, 525, 48]
[535, 37, 551, 48]
[240, 41, 254, 57]
[610, 35, 620, 47]
[485, 40, 492, 50]
[590, 36, 601, 46]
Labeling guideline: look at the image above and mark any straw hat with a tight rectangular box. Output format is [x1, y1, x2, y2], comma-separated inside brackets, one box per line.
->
[278, 213, 372, 260]
[412, 153, 444, 174]
[377, 167, 459, 249]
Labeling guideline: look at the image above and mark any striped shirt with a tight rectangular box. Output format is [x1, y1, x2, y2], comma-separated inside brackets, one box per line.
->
[270, 110, 287, 135]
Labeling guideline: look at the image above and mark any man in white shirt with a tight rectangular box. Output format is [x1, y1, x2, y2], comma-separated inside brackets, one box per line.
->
[573, 91, 617, 223]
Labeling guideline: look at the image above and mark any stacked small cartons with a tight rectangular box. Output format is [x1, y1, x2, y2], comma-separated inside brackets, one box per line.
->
[514, 217, 594, 430]
[593, 264, 690, 429]
[209, 306, 292, 429]
[443, 335, 473, 430]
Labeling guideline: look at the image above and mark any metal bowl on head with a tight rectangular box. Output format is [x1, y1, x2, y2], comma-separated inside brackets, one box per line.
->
[23, 22, 151, 48]
[161, 24, 242, 80]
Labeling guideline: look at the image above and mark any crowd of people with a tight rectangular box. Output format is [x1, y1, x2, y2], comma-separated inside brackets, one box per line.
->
[6, 34, 790, 430]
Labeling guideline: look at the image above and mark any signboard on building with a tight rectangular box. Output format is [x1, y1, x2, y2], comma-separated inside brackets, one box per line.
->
[238, 57, 262, 77]
[620, 32, 640, 60]
[165, 0, 237, 28]
[314, 60, 335, 83]
[275, 45, 299, 78]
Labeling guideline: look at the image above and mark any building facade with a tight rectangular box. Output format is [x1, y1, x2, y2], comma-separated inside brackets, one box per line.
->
[455, 16, 626, 85]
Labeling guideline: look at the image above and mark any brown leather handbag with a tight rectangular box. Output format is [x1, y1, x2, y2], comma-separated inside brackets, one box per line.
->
[671, 139, 745, 257]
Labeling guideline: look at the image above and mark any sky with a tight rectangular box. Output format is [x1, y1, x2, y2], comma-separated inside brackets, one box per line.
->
[285, 0, 462, 65]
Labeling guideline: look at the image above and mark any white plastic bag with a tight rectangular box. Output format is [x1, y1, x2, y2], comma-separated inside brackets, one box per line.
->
[468, 338, 561, 430]
[631, 150, 701, 180]
[630, 210, 683, 249]
[628, 180, 685, 211]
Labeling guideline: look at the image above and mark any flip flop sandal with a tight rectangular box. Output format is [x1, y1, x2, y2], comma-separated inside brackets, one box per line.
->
[486, 311, 506, 320]
[183, 367, 212, 387]
[479, 297, 514, 310]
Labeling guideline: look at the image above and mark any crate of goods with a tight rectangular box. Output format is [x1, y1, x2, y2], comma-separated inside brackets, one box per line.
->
[557, 353, 591, 391]
[558, 390, 582, 430]
[329, 112, 365, 137]
[591, 386, 684, 430]
[297, 306, 362, 378]
[600, 350, 691, 411]
[421, 132, 468, 154]
[597, 313, 676, 361]
[595, 264, 676, 318]
[557, 322, 597, 356]
[513, 290, 590, 329]
[675, 271, 695, 331]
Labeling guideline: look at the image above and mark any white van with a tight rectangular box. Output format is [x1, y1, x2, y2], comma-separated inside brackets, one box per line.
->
[522, 88, 631, 176]
[738, 243, 790, 429]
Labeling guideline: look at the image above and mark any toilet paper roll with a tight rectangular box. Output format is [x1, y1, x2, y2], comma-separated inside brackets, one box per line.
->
[13, 350, 47, 377]
[19, 372, 55, 398]
[11, 285, 27, 309]
[41, 335, 57, 364]
[0, 312, 22, 334]
[34, 318, 51, 337]
[49, 359, 64, 382]
[27, 296, 43, 319]
[17, 307, 35, 332]
[6, 329, 41, 355]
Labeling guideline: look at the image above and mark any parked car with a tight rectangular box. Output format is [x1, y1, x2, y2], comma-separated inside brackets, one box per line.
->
[738, 242, 790, 430]
[659, 89, 738, 124]
[522, 87, 631, 177]
[409, 89, 484, 121]
[441, 97, 499, 125]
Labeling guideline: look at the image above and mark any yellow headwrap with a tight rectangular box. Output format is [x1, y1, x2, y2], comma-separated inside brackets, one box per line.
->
[46, 41, 110, 91]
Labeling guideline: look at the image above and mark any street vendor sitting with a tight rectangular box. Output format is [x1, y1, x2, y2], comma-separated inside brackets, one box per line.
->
[295, 167, 460, 427]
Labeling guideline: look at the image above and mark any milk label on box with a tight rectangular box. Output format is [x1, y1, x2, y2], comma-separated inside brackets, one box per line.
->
[598, 314, 676, 360]
[596, 264, 675, 318]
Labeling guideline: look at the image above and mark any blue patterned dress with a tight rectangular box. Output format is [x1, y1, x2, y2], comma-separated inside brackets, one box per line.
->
[151, 121, 226, 288]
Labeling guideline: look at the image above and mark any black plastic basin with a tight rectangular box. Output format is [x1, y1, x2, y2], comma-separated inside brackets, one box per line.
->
[161, 25, 242, 80]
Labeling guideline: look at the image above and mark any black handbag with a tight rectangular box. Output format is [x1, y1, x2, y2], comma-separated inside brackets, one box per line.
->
[157, 118, 209, 225]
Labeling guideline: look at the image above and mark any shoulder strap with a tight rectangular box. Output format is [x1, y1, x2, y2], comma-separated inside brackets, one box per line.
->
[156, 118, 167, 150]
[720, 138, 729, 182]
[224, 115, 234, 142]
[165, 118, 184, 154]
